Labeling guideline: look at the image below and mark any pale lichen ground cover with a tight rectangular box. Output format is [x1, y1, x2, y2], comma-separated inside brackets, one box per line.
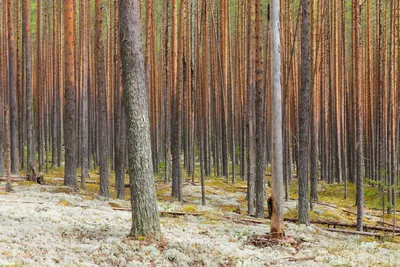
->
[0, 183, 399, 267]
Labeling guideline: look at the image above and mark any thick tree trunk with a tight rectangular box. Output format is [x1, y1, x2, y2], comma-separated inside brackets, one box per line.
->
[119, 0, 161, 238]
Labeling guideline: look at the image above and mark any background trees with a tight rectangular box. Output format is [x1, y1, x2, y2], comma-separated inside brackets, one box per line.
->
[0, 0, 399, 233]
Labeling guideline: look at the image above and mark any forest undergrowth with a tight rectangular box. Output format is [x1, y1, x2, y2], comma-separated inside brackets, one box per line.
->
[0, 167, 400, 266]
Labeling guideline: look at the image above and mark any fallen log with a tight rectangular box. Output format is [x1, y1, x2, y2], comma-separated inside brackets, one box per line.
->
[234, 186, 248, 190]
[0, 176, 28, 182]
[160, 211, 202, 217]
[369, 207, 400, 213]
[49, 177, 130, 188]
[284, 218, 400, 234]
[112, 207, 131, 211]
[0, 199, 47, 204]
[378, 221, 400, 230]
[287, 256, 316, 263]
[269, 256, 316, 265]
[316, 202, 373, 219]
[316, 202, 356, 215]
[112, 207, 203, 217]
[323, 228, 382, 238]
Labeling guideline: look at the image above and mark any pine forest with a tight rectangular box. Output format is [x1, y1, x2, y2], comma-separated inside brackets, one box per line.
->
[0, 0, 400, 265]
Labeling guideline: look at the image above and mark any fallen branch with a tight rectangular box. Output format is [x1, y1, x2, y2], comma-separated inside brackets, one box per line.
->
[269, 256, 316, 265]
[227, 216, 266, 225]
[160, 211, 202, 217]
[234, 186, 248, 190]
[378, 221, 400, 230]
[316, 202, 372, 219]
[206, 188, 220, 195]
[0, 176, 28, 182]
[112, 207, 202, 217]
[323, 228, 382, 238]
[284, 218, 400, 234]
[49, 178, 130, 188]
[0, 199, 47, 204]
[287, 256, 316, 262]
[112, 207, 131, 211]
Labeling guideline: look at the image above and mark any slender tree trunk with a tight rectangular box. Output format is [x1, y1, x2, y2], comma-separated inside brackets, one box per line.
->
[80, 0, 89, 186]
[8, 0, 19, 174]
[247, 0, 255, 216]
[23, 0, 34, 175]
[255, 0, 265, 218]
[163, 0, 170, 183]
[5, 108, 12, 192]
[171, 0, 182, 201]
[64, 0, 77, 187]
[270, 0, 285, 238]
[353, 0, 364, 231]
[298, 0, 311, 225]
[96, 0, 110, 197]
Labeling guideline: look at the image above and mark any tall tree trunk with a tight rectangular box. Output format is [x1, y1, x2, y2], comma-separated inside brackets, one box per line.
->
[255, 0, 265, 218]
[270, 0, 285, 238]
[80, 0, 89, 186]
[247, 0, 255, 216]
[8, 0, 19, 174]
[64, 0, 77, 187]
[298, 0, 311, 225]
[171, 0, 182, 201]
[23, 0, 34, 175]
[96, 0, 110, 197]
[353, 0, 364, 231]
[163, 0, 170, 183]
[119, 0, 161, 238]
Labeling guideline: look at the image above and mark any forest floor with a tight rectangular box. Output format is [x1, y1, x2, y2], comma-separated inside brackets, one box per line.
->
[1, 170, 400, 266]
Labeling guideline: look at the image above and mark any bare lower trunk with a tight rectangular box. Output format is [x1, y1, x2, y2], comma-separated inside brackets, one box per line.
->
[270, 0, 285, 238]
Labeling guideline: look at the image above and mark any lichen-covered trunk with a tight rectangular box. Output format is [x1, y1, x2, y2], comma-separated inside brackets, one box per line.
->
[118, 0, 161, 238]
